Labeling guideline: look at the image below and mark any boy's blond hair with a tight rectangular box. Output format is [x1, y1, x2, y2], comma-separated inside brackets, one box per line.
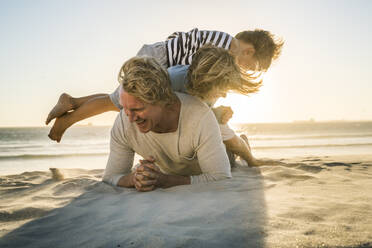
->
[186, 44, 262, 100]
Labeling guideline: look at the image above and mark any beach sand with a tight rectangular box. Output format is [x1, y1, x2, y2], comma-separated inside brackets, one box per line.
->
[0, 155, 371, 247]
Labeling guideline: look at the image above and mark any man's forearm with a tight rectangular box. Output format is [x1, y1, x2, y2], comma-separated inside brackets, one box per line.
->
[117, 173, 135, 188]
[159, 174, 190, 188]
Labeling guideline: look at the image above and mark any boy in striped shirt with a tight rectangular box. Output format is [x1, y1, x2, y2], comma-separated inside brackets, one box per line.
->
[138, 27, 282, 71]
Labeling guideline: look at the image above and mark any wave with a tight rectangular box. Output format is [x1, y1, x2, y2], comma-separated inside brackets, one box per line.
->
[246, 133, 372, 141]
[0, 144, 46, 149]
[1, 142, 371, 159]
[0, 142, 109, 149]
[0, 152, 109, 160]
[254, 142, 372, 150]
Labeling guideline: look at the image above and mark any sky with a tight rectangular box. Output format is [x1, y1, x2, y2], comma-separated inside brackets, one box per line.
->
[0, 0, 371, 126]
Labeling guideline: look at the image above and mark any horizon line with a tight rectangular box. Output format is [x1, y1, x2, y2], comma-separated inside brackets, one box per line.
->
[1, 119, 372, 128]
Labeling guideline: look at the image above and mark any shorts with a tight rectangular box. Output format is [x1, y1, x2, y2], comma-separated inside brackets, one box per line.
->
[109, 41, 168, 109]
[219, 124, 236, 141]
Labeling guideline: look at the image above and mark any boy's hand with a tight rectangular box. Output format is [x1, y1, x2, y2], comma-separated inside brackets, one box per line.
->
[212, 106, 233, 124]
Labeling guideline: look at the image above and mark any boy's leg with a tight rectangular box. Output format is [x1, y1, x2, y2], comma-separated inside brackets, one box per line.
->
[239, 134, 279, 167]
[219, 119, 262, 167]
[226, 149, 236, 168]
[46, 93, 107, 125]
[238, 134, 258, 166]
[48, 94, 119, 142]
[223, 135, 258, 167]
[213, 106, 263, 167]
[46, 41, 167, 142]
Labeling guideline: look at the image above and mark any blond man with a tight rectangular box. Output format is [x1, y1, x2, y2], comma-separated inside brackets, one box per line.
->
[103, 57, 231, 191]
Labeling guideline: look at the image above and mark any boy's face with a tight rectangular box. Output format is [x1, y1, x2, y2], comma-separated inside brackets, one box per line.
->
[236, 42, 258, 71]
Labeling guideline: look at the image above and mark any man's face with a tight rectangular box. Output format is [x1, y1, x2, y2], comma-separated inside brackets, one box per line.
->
[119, 87, 163, 133]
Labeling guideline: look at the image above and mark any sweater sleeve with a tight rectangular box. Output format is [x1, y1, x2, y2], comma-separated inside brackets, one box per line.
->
[109, 86, 123, 110]
[190, 110, 232, 184]
[102, 113, 134, 186]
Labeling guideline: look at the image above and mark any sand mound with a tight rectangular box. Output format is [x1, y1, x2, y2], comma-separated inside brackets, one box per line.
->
[0, 208, 49, 222]
[0, 156, 371, 247]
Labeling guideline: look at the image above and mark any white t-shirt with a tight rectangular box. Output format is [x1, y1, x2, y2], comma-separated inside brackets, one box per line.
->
[103, 93, 232, 186]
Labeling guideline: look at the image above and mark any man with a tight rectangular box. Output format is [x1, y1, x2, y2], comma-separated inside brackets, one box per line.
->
[102, 56, 231, 191]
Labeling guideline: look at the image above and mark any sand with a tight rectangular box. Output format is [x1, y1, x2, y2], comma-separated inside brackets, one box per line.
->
[0, 155, 371, 248]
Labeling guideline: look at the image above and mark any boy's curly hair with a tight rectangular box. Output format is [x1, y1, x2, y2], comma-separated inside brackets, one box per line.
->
[235, 29, 284, 71]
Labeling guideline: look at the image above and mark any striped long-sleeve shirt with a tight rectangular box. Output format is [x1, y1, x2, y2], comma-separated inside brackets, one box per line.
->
[166, 28, 233, 67]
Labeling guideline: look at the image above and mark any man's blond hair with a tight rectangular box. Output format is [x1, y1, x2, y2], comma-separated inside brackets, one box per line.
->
[118, 56, 177, 106]
[186, 44, 262, 100]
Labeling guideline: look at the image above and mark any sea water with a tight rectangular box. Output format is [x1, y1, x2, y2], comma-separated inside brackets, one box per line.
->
[1, 122, 371, 175]
[0, 126, 110, 175]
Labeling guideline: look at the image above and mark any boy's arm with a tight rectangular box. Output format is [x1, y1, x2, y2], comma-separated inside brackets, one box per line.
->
[166, 28, 234, 53]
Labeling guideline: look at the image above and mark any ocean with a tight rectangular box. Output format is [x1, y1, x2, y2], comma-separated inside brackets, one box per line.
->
[1, 121, 372, 175]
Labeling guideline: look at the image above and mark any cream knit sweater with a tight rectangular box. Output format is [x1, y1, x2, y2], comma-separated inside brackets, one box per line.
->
[103, 93, 231, 186]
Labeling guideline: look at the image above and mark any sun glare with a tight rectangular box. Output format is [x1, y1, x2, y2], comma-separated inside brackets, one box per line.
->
[215, 72, 276, 124]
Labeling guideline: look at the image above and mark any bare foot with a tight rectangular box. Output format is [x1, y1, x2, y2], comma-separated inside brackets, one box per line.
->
[250, 158, 284, 167]
[239, 134, 260, 167]
[240, 134, 282, 167]
[48, 113, 72, 143]
[46, 93, 75, 125]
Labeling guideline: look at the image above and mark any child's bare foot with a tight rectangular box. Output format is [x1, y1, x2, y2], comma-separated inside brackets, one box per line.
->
[46, 93, 75, 125]
[239, 134, 260, 167]
[240, 134, 281, 167]
[48, 114, 72, 143]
